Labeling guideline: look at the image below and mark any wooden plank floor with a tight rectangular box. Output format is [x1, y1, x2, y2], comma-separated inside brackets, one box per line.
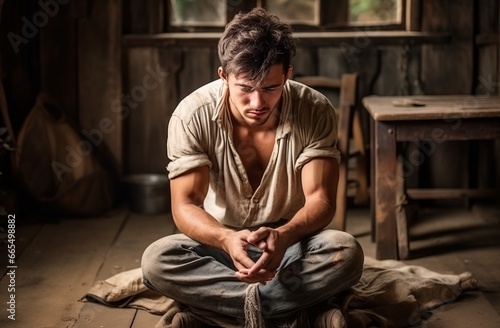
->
[1, 203, 499, 328]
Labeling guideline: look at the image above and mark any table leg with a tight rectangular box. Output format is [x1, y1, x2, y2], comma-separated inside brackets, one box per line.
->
[370, 118, 376, 242]
[374, 121, 399, 260]
[396, 155, 410, 260]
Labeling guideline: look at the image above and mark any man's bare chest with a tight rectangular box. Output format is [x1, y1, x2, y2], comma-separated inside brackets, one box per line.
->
[232, 131, 276, 189]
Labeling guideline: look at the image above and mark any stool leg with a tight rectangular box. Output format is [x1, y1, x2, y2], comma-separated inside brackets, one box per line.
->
[335, 158, 348, 231]
[352, 110, 369, 204]
[335, 101, 351, 231]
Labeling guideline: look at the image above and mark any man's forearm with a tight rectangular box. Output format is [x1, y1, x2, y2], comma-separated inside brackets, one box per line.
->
[276, 196, 335, 247]
[173, 203, 234, 249]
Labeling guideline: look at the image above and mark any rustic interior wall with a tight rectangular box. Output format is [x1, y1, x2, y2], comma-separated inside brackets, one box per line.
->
[1, 1, 41, 135]
[1, 0, 123, 173]
[120, 0, 499, 200]
[420, 0, 499, 204]
[2, 0, 498, 206]
[475, 0, 500, 189]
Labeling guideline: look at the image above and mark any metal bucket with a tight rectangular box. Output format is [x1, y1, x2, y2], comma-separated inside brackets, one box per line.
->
[123, 174, 170, 214]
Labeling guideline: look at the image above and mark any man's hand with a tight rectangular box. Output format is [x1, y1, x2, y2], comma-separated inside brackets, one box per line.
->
[221, 229, 275, 284]
[222, 228, 288, 284]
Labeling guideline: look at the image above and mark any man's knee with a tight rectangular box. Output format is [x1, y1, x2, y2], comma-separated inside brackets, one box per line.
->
[315, 229, 358, 249]
[336, 231, 364, 284]
[141, 234, 184, 280]
[141, 240, 159, 276]
[347, 236, 364, 283]
[316, 230, 364, 279]
[141, 238, 163, 284]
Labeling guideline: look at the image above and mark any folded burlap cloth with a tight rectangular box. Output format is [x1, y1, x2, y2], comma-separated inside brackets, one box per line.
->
[82, 256, 477, 328]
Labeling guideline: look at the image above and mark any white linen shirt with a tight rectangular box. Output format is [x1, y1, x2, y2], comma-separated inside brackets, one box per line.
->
[166, 79, 340, 229]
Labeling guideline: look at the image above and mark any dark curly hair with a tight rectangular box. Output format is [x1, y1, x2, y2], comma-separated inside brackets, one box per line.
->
[218, 8, 297, 83]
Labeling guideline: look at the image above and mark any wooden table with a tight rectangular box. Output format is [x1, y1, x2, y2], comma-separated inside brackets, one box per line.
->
[363, 95, 500, 260]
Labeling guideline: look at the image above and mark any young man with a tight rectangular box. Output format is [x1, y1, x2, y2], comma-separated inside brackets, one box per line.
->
[142, 7, 364, 327]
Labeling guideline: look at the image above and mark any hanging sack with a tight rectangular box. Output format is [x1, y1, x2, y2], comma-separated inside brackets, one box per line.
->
[14, 93, 116, 216]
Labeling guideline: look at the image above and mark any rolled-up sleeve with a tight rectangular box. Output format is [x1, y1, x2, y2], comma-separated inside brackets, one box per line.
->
[294, 100, 340, 171]
[166, 115, 212, 179]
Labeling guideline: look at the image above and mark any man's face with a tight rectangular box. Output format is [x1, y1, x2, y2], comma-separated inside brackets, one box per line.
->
[219, 64, 292, 128]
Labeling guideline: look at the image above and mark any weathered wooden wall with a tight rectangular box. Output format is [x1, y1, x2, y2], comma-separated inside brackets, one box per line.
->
[1, 1, 41, 134]
[118, 0, 500, 204]
[1, 0, 123, 174]
[419, 0, 499, 200]
[1, 0, 499, 202]
[77, 0, 123, 173]
[475, 0, 500, 189]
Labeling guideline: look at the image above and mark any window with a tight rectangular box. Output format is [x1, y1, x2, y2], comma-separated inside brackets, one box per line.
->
[166, 0, 410, 31]
[170, 0, 227, 27]
[349, 0, 401, 25]
[266, 0, 320, 26]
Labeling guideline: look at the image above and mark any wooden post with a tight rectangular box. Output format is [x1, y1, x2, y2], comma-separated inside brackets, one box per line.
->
[77, 0, 123, 173]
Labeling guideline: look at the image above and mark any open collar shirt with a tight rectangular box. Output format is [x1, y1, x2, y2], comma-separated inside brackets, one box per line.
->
[166, 79, 340, 229]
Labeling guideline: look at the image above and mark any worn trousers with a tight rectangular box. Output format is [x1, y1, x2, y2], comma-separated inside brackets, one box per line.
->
[141, 229, 364, 320]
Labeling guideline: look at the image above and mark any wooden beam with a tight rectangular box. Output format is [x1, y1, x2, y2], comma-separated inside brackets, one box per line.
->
[475, 33, 500, 45]
[122, 31, 450, 48]
[406, 188, 500, 199]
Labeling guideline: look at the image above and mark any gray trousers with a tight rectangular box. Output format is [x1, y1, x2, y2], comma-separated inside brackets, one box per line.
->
[141, 229, 364, 320]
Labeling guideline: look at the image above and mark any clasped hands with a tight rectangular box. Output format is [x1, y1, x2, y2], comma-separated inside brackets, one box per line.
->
[223, 227, 289, 284]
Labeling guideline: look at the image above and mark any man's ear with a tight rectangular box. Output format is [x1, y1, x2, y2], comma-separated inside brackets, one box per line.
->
[285, 65, 293, 81]
[218, 67, 227, 82]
